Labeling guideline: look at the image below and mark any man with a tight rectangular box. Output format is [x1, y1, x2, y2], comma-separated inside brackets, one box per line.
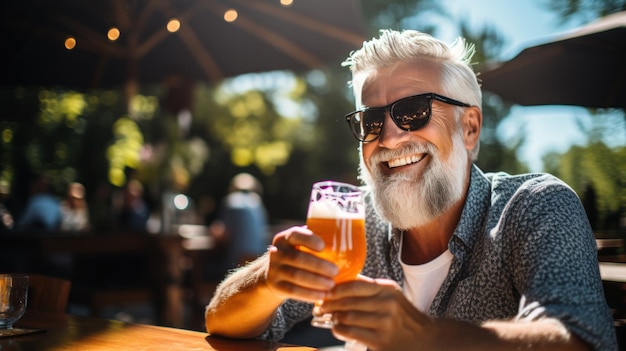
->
[205, 30, 617, 350]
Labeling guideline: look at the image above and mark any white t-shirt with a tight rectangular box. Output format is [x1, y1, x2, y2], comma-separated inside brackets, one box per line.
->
[399, 236, 453, 312]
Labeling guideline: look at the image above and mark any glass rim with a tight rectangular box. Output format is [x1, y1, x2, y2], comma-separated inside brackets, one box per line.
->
[312, 180, 361, 194]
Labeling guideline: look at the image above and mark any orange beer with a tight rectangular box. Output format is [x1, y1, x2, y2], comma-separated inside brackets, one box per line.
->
[305, 216, 366, 283]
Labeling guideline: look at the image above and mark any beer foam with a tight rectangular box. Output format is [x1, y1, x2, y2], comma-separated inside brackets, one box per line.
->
[307, 199, 364, 219]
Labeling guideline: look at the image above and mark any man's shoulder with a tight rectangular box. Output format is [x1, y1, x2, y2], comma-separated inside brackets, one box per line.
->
[483, 170, 569, 194]
[478, 169, 579, 216]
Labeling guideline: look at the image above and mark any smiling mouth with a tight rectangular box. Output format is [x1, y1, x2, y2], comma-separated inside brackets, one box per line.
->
[387, 153, 427, 168]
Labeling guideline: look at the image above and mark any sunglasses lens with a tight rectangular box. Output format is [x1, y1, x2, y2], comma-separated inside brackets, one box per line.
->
[391, 97, 430, 131]
[349, 111, 384, 142]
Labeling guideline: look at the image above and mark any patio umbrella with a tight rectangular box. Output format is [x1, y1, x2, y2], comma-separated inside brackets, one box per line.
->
[479, 11, 626, 108]
[0, 0, 367, 92]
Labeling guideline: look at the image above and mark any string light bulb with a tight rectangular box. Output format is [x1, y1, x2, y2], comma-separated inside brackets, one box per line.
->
[280, 0, 293, 6]
[167, 18, 181, 33]
[64, 37, 77, 50]
[224, 9, 238, 22]
[107, 27, 120, 41]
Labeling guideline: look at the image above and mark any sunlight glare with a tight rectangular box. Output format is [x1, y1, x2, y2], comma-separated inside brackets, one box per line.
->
[173, 194, 190, 210]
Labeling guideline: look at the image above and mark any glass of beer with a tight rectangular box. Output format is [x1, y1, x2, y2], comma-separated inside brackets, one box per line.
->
[304, 181, 366, 329]
[0, 274, 29, 331]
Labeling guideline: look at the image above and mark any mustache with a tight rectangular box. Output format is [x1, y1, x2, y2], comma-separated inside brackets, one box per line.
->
[368, 141, 437, 165]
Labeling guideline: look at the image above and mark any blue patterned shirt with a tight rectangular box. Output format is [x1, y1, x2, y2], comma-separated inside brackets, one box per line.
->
[261, 165, 617, 350]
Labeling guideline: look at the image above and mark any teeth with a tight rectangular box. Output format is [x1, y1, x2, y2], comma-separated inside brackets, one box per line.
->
[388, 154, 425, 168]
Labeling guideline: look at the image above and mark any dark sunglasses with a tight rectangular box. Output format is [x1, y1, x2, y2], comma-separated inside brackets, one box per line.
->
[345, 93, 471, 142]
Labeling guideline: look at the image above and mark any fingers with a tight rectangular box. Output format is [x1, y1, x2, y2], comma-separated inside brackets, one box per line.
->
[265, 226, 338, 302]
[272, 226, 324, 251]
[268, 245, 337, 290]
[319, 279, 401, 318]
[270, 227, 338, 278]
[329, 278, 400, 300]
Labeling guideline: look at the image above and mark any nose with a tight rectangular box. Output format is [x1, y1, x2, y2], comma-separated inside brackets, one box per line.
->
[377, 112, 410, 148]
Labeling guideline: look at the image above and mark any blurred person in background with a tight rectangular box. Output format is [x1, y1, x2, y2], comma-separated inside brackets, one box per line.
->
[60, 182, 90, 233]
[116, 179, 149, 232]
[207, 173, 269, 279]
[0, 180, 14, 231]
[17, 174, 61, 232]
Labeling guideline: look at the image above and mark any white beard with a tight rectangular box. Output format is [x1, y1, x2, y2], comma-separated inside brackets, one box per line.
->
[359, 132, 469, 230]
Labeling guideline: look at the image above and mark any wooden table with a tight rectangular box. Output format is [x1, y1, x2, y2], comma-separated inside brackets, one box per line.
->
[1, 310, 315, 351]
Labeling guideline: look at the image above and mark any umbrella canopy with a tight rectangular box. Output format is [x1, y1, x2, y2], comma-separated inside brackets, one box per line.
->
[479, 11, 626, 108]
[0, 0, 367, 91]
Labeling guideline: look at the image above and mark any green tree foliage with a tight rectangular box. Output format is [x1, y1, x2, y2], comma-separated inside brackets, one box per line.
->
[190, 75, 317, 220]
[0, 86, 164, 229]
[540, 0, 626, 23]
[0, 88, 120, 213]
[192, 69, 358, 221]
[547, 142, 626, 231]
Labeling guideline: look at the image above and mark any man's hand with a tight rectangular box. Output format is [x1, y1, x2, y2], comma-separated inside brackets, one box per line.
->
[319, 276, 436, 350]
[266, 226, 339, 302]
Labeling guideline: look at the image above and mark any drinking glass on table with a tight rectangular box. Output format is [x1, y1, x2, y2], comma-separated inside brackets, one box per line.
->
[303, 181, 366, 329]
[0, 274, 29, 331]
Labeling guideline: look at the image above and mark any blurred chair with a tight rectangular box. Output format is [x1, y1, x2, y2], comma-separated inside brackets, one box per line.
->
[28, 274, 72, 313]
[72, 253, 157, 325]
[176, 225, 221, 330]
[90, 289, 154, 321]
[597, 238, 626, 263]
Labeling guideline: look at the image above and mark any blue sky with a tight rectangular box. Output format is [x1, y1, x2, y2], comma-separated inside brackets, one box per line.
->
[435, 0, 625, 171]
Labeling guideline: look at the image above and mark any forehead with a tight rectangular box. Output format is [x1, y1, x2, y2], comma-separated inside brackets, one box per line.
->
[352, 58, 443, 106]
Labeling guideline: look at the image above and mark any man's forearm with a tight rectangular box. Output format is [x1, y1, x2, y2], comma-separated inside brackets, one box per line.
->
[205, 254, 284, 338]
[411, 318, 591, 351]
[480, 318, 591, 351]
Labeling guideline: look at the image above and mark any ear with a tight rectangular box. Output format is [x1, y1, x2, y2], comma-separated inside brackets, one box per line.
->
[461, 106, 482, 152]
